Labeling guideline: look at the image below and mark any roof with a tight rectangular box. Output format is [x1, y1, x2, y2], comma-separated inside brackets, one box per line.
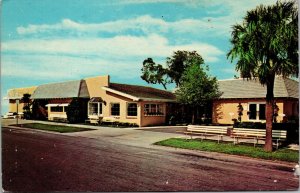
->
[106, 83, 176, 101]
[31, 80, 89, 99]
[218, 77, 299, 99]
[89, 97, 104, 102]
[7, 86, 37, 99]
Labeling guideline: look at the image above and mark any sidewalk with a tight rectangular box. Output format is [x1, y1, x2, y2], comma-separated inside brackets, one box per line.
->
[2, 118, 299, 150]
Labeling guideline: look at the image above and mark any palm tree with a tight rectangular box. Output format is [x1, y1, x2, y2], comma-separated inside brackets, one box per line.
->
[227, 1, 298, 152]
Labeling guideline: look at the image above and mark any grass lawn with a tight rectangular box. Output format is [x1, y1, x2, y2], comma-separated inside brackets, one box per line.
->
[154, 138, 299, 162]
[17, 123, 95, 133]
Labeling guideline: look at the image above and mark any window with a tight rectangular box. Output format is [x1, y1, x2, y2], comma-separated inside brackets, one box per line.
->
[259, 104, 266, 120]
[111, 103, 120, 116]
[249, 104, 257, 120]
[88, 102, 102, 116]
[50, 106, 63, 112]
[248, 103, 265, 121]
[127, 103, 137, 116]
[144, 104, 164, 116]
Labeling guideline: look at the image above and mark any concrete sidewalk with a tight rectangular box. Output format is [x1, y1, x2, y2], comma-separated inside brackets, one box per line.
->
[2, 118, 298, 150]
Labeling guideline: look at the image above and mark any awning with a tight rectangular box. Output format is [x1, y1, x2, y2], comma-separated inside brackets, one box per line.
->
[46, 103, 69, 107]
[89, 97, 104, 103]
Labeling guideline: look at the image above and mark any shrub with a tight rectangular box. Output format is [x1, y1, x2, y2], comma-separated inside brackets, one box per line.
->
[31, 100, 48, 120]
[130, 123, 139, 127]
[234, 121, 299, 144]
[234, 121, 265, 129]
[65, 98, 88, 124]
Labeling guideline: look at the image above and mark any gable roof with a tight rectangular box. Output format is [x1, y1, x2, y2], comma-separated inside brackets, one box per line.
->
[218, 77, 299, 99]
[31, 80, 89, 99]
[104, 83, 176, 102]
[7, 86, 37, 99]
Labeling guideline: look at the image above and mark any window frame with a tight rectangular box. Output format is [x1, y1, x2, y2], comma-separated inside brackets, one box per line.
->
[127, 103, 138, 117]
[50, 106, 64, 112]
[248, 102, 266, 121]
[110, 103, 120, 116]
[144, 103, 164, 116]
[88, 102, 102, 116]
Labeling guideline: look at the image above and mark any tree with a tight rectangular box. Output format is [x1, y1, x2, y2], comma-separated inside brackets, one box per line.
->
[22, 93, 32, 119]
[237, 103, 243, 122]
[227, 1, 298, 151]
[141, 58, 171, 90]
[141, 51, 204, 89]
[175, 63, 221, 124]
[166, 51, 204, 87]
[65, 98, 88, 123]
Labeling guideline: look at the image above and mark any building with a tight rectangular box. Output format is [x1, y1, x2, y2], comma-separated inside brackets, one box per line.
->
[6, 75, 298, 126]
[213, 77, 299, 124]
[6, 75, 176, 127]
[6, 86, 37, 113]
[31, 79, 90, 121]
[84, 76, 176, 126]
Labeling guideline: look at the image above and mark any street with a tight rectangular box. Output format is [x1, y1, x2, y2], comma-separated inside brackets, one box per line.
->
[2, 126, 299, 192]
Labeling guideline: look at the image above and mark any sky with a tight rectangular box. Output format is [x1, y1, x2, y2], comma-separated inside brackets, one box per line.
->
[1, 0, 278, 114]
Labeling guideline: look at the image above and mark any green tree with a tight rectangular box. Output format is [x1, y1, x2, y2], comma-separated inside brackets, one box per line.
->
[227, 1, 298, 151]
[22, 93, 32, 119]
[65, 98, 88, 123]
[237, 103, 244, 122]
[166, 51, 204, 87]
[141, 58, 171, 90]
[141, 51, 204, 89]
[175, 63, 221, 124]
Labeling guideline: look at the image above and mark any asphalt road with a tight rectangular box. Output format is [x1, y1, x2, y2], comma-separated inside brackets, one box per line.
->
[2, 126, 299, 192]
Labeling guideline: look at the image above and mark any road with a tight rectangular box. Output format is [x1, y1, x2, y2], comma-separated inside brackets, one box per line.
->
[2, 126, 299, 192]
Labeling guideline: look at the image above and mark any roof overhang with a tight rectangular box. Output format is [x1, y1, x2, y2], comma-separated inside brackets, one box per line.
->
[3, 97, 22, 100]
[102, 87, 140, 101]
[140, 98, 177, 102]
[45, 103, 69, 107]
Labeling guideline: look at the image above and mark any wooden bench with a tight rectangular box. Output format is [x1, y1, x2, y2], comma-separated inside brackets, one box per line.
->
[232, 128, 287, 149]
[185, 125, 228, 143]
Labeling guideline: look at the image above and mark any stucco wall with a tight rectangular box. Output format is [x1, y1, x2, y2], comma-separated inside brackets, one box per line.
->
[101, 92, 141, 126]
[8, 100, 25, 113]
[140, 101, 166, 127]
[47, 98, 72, 121]
[212, 99, 287, 124]
[84, 75, 168, 127]
[283, 99, 299, 119]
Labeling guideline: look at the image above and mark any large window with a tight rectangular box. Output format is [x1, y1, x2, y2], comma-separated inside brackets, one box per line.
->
[88, 102, 102, 116]
[50, 106, 63, 112]
[111, 103, 120, 116]
[249, 104, 257, 120]
[248, 103, 265, 121]
[259, 104, 266, 120]
[127, 103, 137, 116]
[144, 104, 164, 116]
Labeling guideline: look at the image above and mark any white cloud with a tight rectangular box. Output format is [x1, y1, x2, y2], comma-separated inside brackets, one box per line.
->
[2, 34, 223, 63]
[16, 15, 231, 37]
[17, 16, 168, 35]
[15, 0, 279, 40]
[2, 54, 141, 82]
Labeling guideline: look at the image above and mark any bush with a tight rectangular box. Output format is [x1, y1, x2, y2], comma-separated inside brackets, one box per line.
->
[234, 121, 299, 144]
[130, 123, 139, 127]
[234, 121, 265, 129]
[65, 98, 88, 124]
[31, 100, 48, 120]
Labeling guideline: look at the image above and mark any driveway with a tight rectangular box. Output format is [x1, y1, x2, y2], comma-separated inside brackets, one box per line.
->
[2, 118, 187, 148]
[2, 123, 299, 192]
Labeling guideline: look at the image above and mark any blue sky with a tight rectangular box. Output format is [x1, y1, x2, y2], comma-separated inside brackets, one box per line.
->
[1, 0, 278, 114]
